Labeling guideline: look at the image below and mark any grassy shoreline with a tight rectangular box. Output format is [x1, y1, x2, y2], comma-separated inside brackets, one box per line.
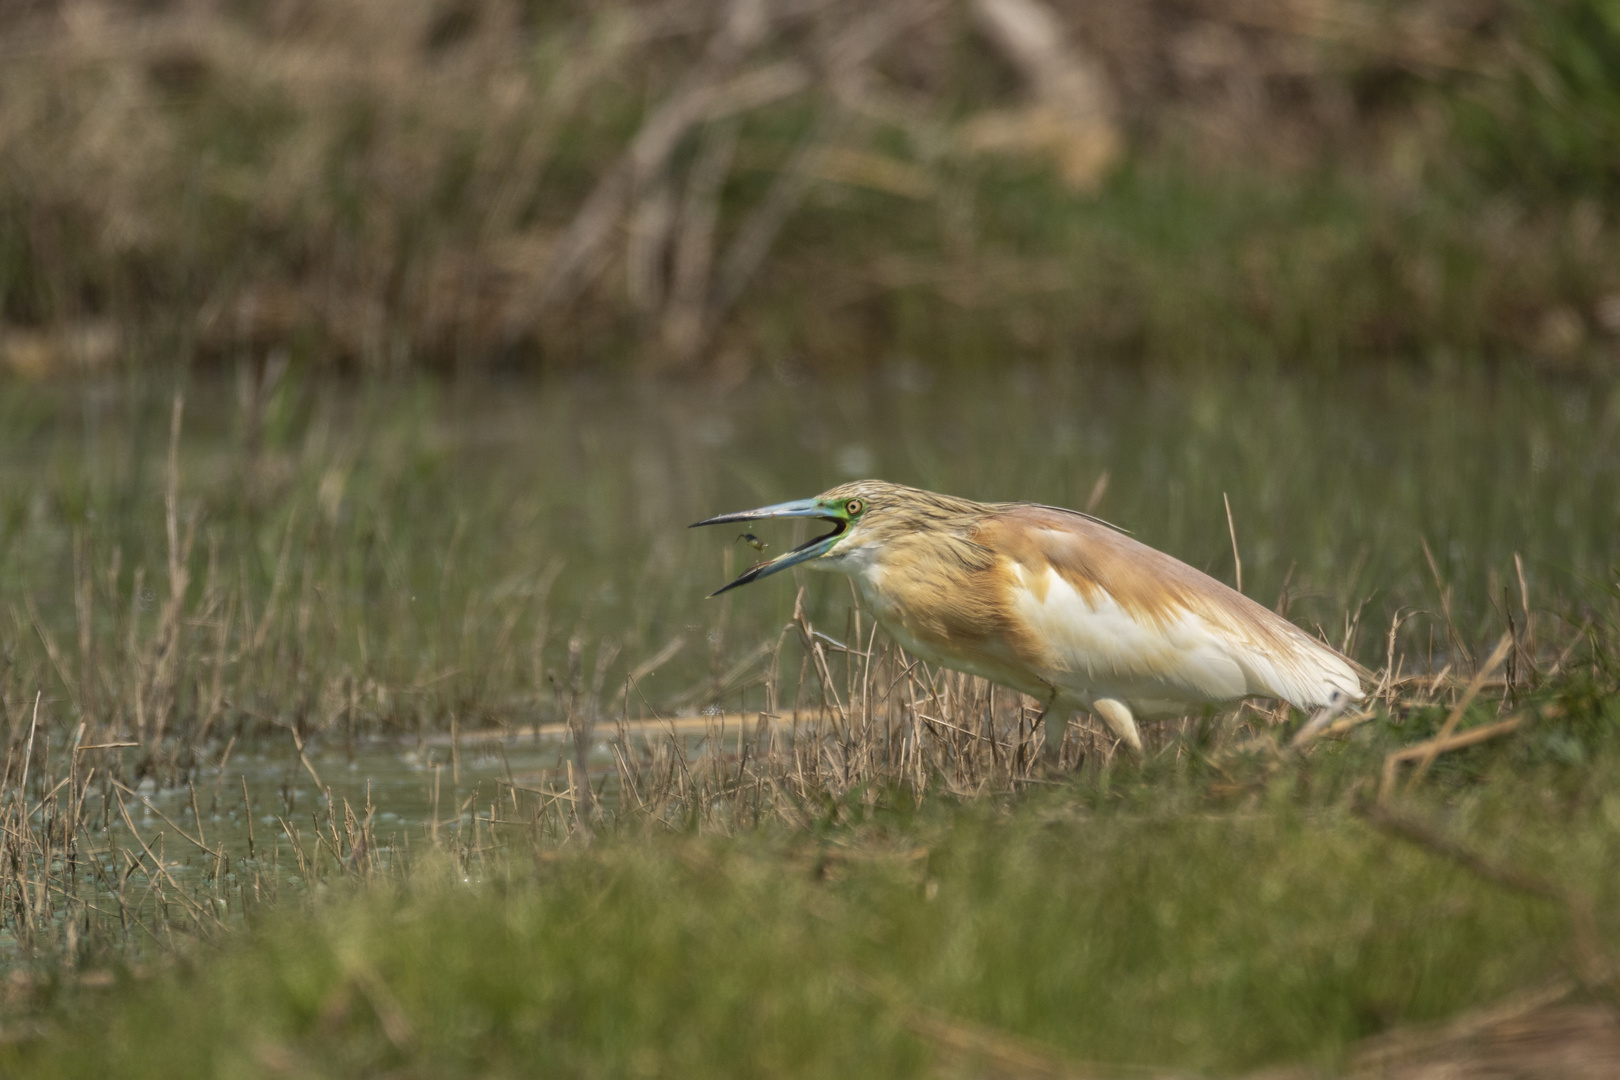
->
[3, 665, 1617, 1077]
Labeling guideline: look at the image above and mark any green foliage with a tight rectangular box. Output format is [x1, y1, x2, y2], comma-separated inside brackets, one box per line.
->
[12, 739, 1619, 1079]
[1452, 0, 1620, 196]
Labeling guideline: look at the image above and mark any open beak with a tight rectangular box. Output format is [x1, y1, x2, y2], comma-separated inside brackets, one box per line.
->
[690, 498, 846, 597]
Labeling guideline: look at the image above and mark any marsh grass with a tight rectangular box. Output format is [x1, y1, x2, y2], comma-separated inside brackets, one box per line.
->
[0, 371, 1616, 1073]
[1, 628, 1618, 1077]
[1, 474, 1617, 1076]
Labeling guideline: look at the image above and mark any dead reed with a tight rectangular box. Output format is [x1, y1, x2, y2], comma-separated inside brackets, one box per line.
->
[2, 519, 1607, 973]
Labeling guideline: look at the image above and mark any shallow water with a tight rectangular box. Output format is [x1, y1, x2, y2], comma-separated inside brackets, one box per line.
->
[16, 716, 789, 954]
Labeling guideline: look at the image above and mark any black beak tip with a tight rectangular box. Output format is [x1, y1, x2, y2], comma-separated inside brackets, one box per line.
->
[706, 562, 767, 598]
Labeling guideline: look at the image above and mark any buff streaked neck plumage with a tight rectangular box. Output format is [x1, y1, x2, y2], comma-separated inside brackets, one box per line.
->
[813, 480, 994, 560]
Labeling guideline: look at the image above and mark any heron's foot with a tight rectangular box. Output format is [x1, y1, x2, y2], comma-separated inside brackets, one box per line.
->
[1288, 693, 1354, 750]
[1092, 698, 1143, 755]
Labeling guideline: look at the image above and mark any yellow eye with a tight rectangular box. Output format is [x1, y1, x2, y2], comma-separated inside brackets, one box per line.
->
[846, 499, 863, 515]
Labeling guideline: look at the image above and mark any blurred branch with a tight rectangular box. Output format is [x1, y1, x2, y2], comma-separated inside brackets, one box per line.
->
[1190, 0, 1487, 74]
[1, 0, 1599, 374]
[962, 0, 1122, 191]
[651, 0, 942, 366]
[705, 112, 839, 350]
[659, 119, 740, 358]
[530, 58, 811, 315]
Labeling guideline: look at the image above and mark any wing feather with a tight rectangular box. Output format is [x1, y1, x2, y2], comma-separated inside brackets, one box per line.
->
[977, 505, 1362, 710]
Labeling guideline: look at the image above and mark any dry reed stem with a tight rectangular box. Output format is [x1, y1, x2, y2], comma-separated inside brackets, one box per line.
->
[1223, 492, 1243, 596]
[109, 778, 221, 862]
[1342, 976, 1577, 1074]
[1386, 633, 1514, 800]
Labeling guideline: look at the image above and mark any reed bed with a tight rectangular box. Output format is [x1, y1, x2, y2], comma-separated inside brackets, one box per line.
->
[1, 518, 1611, 973]
[0, 567, 1615, 1076]
[0, 372, 1613, 990]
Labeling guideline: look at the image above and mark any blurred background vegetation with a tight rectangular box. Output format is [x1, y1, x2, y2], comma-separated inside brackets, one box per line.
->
[3, 6, 1620, 1074]
[1, 0, 1617, 380]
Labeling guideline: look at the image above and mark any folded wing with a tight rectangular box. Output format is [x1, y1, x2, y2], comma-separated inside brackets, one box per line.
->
[978, 505, 1362, 712]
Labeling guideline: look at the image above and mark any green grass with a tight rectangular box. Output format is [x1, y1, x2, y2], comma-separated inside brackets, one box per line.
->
[9, 706, 1620, 1079]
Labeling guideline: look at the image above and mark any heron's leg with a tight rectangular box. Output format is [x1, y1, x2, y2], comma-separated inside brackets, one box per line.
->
[1092, 698, 1143, 754]
[1036, 688, 1066, 763]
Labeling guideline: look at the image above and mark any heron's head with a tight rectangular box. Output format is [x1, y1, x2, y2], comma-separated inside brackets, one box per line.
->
[691, 480, 926, 596]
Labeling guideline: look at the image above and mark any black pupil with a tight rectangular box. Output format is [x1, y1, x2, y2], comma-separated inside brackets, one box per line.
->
[848, 501, 860, 513]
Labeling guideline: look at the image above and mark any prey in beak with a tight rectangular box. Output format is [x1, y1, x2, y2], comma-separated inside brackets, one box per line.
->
[690, 498, 850, 597]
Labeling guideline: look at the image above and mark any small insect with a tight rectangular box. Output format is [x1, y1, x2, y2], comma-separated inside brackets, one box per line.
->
[737, 532, 768, 553]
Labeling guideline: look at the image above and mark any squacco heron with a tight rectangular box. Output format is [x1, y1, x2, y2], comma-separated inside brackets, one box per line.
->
[693, 481, 1362, 755]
